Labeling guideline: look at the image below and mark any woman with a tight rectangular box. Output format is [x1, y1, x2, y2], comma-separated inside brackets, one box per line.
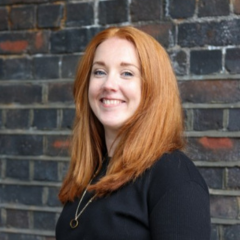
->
[56, 26, 211, 240]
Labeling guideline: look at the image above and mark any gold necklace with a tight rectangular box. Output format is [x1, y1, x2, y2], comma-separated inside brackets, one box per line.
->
[70, 176, 96, 229]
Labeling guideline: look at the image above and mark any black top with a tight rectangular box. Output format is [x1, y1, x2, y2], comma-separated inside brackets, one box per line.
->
[55, 151, 210, 240]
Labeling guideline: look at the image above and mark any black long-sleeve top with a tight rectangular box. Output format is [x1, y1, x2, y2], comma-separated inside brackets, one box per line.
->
[56, 151, 211, 240]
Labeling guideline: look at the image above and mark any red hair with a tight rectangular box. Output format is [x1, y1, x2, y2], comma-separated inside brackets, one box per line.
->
[59, 26, 185, 203]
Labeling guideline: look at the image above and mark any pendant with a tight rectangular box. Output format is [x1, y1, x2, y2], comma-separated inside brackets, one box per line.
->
[70, 219, 78, 228]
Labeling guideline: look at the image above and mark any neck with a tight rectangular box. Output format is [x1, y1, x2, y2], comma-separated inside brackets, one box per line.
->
[104, 129, 119, 157]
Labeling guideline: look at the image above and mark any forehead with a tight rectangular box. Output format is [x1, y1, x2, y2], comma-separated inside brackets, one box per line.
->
[93, 37, 139, 63]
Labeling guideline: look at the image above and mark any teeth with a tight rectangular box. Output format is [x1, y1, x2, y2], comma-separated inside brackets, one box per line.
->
[103, 99, 121, 105]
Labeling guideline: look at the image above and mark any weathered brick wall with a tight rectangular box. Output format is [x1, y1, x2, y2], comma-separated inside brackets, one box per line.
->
[0, 0, 240, 239]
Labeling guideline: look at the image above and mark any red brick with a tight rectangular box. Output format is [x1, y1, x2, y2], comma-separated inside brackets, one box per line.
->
[45, 135, 70, 156]
[179, 80, 240, 103]
[210, 196, 238, 218]
[137, 23, 175, 48]
[0, 31, 49, 54]
[233, 0, 240, 14]
[186, 137, 240, 161]
[0, 40, 28, 53]
[199, 137, 233, 150]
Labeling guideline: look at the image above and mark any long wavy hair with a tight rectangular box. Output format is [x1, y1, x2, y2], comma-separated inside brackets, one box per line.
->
[59, 26, 185, 203]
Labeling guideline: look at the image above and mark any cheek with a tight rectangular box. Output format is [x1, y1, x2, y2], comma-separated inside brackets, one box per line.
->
[88, 82, 95, 107]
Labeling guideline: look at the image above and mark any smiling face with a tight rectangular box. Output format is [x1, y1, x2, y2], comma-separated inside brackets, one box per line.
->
[88, 37, 141, 136]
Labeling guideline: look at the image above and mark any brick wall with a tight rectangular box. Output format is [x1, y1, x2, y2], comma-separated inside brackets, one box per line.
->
[0, 0, 240, 239]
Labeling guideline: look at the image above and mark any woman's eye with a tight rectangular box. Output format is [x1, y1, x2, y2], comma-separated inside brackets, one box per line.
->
[94, 70, 105, 76]
[122, 71, 133, 77]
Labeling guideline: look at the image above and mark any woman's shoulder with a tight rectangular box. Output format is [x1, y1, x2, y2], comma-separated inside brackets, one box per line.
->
[146, 150, 209, 204]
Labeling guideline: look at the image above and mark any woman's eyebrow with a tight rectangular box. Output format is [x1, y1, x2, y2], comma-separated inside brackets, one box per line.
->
[120, 62, 140, 70]
[92, 61, 106, 66]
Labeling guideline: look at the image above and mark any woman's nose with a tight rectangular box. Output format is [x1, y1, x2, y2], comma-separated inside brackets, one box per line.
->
[102, 73, 118, 91]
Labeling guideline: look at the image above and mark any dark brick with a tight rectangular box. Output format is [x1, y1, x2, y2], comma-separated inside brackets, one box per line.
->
[199, 168, 223, 189]
[227, 168, 240, 189]
[190, 50, 222, 75]
[225, 48, 240, 74]
[179, 80, 240, 103]
[0, 0, 55, 4]
[99, 0, 128, 24]
[0, 233, 7, 240]
[61, 54, 80, 78]
[10, 5, 35, 30]
[0, 58, 4, 78]
[223, 225, 240, 240]
[183, 109, 191, 131]
[211, 225, 219, 240]
[0, 159, 3, 179]
[137, 23, 175, 48]
[33, 212, 56, 230]
[51, 27, 102, 53]
[233, 0, 240, 14]
[33, 109, 57, 130]
[210, 196, 238, 218]
[198, 0, 229, 17]
[0, 135, 43, 155]
[0, 31, 50, 54]
[60, 162, 69, 181]
[178, 20, 240, 47]
[1, 57, 32, 80]
[178, 22, 210, 47]
[131, 0, 162, 21]
[66, 2, 93, 27]
[47, 187, 61, 206]
[0, 109, 2, 128]
[34, 160, 58, 181]
[169, 0, 195, 19]
[45, 135, 70, 156]
[6, 159, 29, 180]
[0, 84, 42, 104]
[210, 20, 240, 46]
[62, 109, 75, 129]
[169, 50, 187, 76]
[0, 7, 8, 30]
[8, 233, 45, 240]
[228, 109, 240, 131]
[193, 109, 223, 131]
[186, 137, 240, 161]
[5, 109, 29, 129]
[0, 205, 3, 226]
[0, 185, 43, 205]
[33, 56, 60, 79]
[48, 82, 73, 103]
[6, 209, 29, 228]
[38, 4, 63, 28]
